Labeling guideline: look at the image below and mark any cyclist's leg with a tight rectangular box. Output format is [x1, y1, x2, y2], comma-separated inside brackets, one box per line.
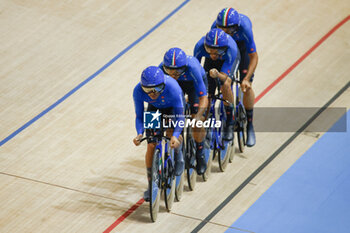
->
[220, 80, 234, 140]
[238, 44, 256, 147]
[183, 82, 207, 174]
[164, 108, 184, 176]
[238, 42, 255, 109]
[180, 82, 205, 142]
[221, 52, 240, 140]
[204, 57, 222, 99]
[221, 77, 234, 123]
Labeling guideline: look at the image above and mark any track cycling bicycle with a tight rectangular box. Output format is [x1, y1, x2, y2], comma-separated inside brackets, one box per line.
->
[206, 79, 233, 173]
[139, 128, 177, 222]
[232, 73, 247, 156]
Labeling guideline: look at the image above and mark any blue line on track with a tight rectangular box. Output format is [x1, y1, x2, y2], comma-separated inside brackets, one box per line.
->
[0, 0, 191, 147]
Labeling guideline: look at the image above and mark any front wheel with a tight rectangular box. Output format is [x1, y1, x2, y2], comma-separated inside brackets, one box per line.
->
[175, 142, 185, 201]
[218, 141, 230, 172]
[164, 152, 176, 211]
[175, 171, 184, 201]
[149, 149, 161, 222]
[185, 130, 197, 191]
[186, 165, 197, 191]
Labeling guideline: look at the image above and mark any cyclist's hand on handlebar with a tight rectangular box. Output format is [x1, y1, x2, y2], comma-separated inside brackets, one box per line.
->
[241, 79, 251, 92]
[133, 134, 143, 146]
[170, 136, 180, 148]
[209, 68, 219, 78]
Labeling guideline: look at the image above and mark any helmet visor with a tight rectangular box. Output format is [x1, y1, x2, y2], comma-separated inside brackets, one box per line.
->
[141, 83, 165, 94]
[204, 44, 228, 56]
[217, 24, 239, 35]
[163, 65, 187, 78]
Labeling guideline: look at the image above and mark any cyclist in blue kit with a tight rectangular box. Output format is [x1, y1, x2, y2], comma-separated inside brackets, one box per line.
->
[133, 66, 185, 201]
[212, 7, 258, 147]
[160, 47, 209, 175]
[194, 28, 240, 141]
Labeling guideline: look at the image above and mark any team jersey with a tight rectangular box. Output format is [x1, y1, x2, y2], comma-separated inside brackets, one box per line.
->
[194, 34, 239, 76]
[159, 55, 207, 97]
[211, 13, 256, 54]
[133, 75, 184, 138]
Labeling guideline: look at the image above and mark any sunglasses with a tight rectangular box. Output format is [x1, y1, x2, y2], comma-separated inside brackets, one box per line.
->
[217, 24, 239, 35]
[204, 44, 228, 56]
[163, 65, 187, 77]
[141, 83, 165, 94]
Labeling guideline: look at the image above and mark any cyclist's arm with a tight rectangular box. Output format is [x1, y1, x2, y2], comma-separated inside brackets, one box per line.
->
[219, 45, 239, 81]
[197, 96, 208, 120]
[242, 19, 258, 82]
[193, 38, 205, 63]
[189, 61, 209, 118]
[189, 61, 208, 97]
[209, 67, 230, 83]
[172, 94, 185, 138]
[133, 87, 145, 135]
[216, 71, 229, 83]
[244, 52, 258, 82]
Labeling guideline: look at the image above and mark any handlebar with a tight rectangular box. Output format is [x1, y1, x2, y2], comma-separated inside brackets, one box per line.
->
[138, 135, 171, 144]
[209, 94, 234, 108]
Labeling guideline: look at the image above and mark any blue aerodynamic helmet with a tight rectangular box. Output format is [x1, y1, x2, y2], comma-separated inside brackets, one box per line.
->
[163, 47, 187, 69]
[216, 7, 240, 27]
[204, 28, 228, 48]
[216, 8, 240, 35]
[163, 47, 187, 77]
[140, 66, 165, 93]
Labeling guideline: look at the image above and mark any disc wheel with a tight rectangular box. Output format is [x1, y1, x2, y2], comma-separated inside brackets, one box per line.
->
[164, 150, 176, 211]
[186, 134, 197, 191]
[149, 149, 161, 222]
[218, 140, 230, 172]
[175, 169, 184, 201]
[236, 105, 247, 153]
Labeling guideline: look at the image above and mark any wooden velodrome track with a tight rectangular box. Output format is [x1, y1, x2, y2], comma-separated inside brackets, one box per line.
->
[0, 0, 349, 232]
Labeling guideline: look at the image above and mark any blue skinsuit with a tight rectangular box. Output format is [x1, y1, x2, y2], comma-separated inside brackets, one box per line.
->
[133, 75, 184, 138]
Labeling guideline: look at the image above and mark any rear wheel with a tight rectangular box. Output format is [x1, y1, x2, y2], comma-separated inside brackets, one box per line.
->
[175, 171, 184, 201]
[217, 105, 230, 172]
[186, 166, 197, 191]
[149, 149, 161, 222]
[228, 139, 235, 163]
[218, 140, 230, 172]
[236, 105, 247, 153]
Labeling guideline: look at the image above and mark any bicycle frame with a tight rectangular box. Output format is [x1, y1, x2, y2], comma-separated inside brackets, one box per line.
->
[208, 96, 226, 151]
[140, 128, 175, 214]
[205, 78, 234, 171]
[232, 75, 247, 152]
[234, 76, 245, 122]
[183, 101, 197, 190]
[149, 133, 173, 189]
[207, 78, 231, 151]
